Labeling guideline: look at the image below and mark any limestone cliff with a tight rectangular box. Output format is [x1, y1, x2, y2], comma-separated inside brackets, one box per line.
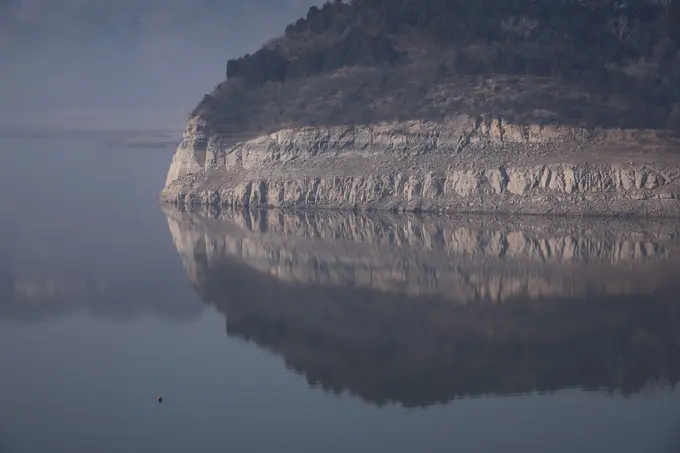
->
[161, 115, 680, 216]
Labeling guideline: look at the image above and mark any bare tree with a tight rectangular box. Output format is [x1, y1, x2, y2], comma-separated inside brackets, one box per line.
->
[646, 0, 673, 12]
[501, 15, 539, 39]
[518, 16, 539, 38]
[607, 15, 635, 41]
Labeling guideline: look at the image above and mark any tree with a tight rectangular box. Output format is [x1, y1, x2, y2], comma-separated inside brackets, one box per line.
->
[668, 102, 680, 132]
[501, 15, 539, 39]
[226, 59, 239, 79]
[294, 18, 308, 33]
[607, 14, 635, 40]
[285, 23, 296, 36]
[646, 0, 673, 12]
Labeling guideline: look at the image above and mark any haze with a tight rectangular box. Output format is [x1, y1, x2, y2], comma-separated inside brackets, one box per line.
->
[0, 0, 321, 131]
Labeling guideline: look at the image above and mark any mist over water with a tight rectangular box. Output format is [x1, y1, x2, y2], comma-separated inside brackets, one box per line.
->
[0, 0, 321, 130]
[0, 134, 679, 452]
[2, 2, 680, 451]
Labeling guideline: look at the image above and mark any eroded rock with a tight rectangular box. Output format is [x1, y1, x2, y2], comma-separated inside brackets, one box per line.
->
[161, 115, 680, 216]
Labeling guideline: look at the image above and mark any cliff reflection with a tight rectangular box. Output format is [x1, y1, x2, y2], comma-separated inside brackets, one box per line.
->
[166, 207, 680, 406]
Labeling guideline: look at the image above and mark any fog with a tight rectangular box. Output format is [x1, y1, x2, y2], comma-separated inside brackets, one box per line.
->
[0, 0, 322, 131]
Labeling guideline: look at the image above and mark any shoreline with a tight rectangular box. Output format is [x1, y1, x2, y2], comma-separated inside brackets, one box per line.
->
[161, 115, 680, 217]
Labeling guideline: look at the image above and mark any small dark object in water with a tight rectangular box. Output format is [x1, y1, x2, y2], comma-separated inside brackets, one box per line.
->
[157, 396, 163, 403]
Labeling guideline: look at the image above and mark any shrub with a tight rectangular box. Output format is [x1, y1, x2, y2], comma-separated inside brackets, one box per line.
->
[667, 103, 680, 133]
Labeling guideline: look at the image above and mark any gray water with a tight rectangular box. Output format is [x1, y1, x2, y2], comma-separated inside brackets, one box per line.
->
[0, 133, 679, 453]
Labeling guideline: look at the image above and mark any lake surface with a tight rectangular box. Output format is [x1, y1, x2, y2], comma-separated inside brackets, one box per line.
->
[1, 133, 680, 453]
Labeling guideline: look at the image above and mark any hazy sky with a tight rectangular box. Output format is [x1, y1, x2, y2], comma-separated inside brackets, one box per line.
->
[0, 0, 322, 130]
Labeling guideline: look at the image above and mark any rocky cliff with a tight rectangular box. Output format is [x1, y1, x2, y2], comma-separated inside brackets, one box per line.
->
[161, 115, 680, 216]
[159, 0, 680, 216]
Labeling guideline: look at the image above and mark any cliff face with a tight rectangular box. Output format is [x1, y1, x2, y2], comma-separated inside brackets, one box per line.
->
[159, 0, 680, 216]
[161, 115, 680, 216]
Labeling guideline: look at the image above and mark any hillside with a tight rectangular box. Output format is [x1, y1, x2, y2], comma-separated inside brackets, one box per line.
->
[162, 0, 680, 216]
[193, 0, 680, 137]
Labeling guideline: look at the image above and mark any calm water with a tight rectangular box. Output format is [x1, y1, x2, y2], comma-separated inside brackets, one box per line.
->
[1, 133, 680, 453]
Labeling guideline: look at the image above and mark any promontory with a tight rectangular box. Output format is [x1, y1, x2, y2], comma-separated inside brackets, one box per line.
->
[161, 0, 680, 216]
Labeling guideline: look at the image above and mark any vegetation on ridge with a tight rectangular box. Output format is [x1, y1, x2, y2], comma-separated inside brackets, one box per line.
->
[193, 0, 680, 138]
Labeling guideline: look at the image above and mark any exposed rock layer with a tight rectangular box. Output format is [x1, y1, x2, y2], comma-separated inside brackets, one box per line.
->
[162, 115, 680, 216]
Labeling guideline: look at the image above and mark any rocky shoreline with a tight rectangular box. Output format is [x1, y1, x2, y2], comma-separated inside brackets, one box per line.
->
[161, 115, 680, 216]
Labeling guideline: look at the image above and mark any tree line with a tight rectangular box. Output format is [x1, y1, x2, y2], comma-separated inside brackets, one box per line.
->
[196, 0, 680, 133]
[223, 0, 679, 86]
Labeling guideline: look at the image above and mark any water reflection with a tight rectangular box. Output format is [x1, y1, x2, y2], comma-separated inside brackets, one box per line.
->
[0, 261, 202, 322]
[164, 207, 680, 407]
